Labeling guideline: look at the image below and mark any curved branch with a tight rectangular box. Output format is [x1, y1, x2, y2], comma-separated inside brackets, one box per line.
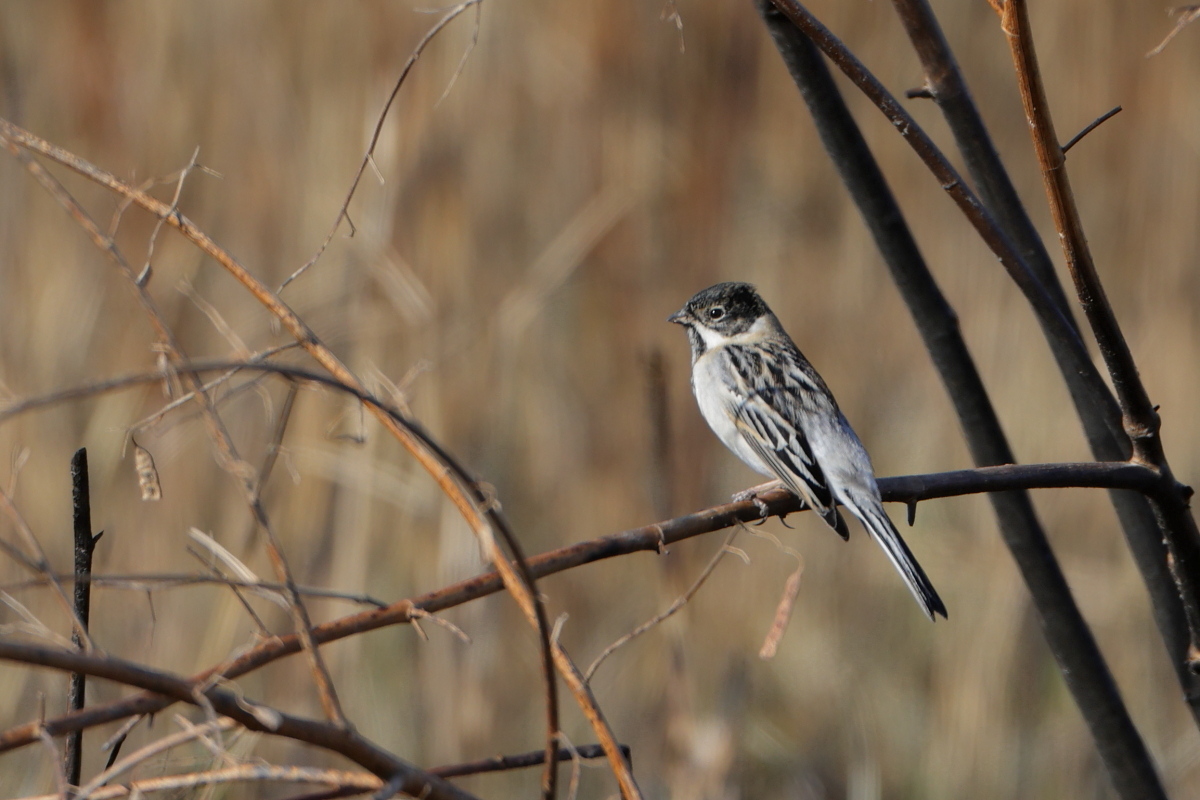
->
[0, 118, 585, 800]
[0, 642, 480, 800]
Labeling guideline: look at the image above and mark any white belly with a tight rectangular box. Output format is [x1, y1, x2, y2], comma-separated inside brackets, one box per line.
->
[692, 352, 775, 478]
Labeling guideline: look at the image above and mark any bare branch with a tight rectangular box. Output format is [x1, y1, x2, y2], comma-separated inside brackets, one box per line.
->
[999, 0, 1200, 679]
[0, 454, 1176, 758]
[0, 117, 571, 798]
[1061, 106, 1123, 154]
[0, 641, 481, 800]
[584, 527, 740, 683]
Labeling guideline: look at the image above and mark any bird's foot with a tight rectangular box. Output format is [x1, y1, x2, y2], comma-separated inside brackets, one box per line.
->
[732, 480, 785, 523]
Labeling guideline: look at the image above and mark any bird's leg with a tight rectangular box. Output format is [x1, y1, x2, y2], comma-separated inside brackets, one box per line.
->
[732, 479, 786, 521]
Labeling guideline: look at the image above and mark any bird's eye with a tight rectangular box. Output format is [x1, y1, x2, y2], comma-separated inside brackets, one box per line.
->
[708, 307, 725, 321]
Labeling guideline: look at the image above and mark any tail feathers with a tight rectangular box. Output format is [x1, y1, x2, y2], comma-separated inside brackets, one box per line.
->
[851, 497, 947, 620]
[820, 505, 851, 541]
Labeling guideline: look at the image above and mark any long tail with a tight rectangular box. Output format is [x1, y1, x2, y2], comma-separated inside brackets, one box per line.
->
[844, 491, 947, 620]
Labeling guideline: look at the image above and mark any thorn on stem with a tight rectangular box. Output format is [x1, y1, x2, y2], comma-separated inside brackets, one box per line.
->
[905, 85, 934, 100]
[906, 500, 918, 527]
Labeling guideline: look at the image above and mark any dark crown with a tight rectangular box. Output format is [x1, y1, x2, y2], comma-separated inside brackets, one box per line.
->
[684, 282, 769, 321]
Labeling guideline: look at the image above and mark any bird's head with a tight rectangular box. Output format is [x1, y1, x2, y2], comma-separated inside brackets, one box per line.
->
[668, 282, 773, 356]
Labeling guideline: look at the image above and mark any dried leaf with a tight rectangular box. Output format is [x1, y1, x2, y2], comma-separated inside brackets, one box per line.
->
[759, 560, 804, 660]
[133, 441, 162, 501]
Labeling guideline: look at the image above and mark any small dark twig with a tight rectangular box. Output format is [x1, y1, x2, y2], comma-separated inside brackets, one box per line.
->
[1061, 106, 1122, 154]
[65, 448, 100, 789]
[429, 744, 627, 778]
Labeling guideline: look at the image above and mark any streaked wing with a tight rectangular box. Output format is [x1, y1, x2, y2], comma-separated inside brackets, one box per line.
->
[722, 344, 848, 537]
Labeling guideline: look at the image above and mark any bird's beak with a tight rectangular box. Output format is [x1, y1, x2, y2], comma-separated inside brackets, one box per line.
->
[667, 308, 690, 325]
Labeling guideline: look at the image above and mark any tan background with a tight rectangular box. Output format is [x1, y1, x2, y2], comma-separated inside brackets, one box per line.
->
[1, 1, 1199, 797]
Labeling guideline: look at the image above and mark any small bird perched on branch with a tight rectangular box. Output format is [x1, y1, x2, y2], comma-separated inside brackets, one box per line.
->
[669, 282, 946, 620]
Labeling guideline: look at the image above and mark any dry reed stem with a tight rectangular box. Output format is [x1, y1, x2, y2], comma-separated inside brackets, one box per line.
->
[30, 764, 385, 800]
[0, 131, 349, 729]
[0, 121, 594, 800]
[73, 716, 239, 800]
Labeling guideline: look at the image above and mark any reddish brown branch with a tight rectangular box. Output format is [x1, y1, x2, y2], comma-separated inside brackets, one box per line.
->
[999, 0, 1200, 672]
[0, 455, 1171, 756]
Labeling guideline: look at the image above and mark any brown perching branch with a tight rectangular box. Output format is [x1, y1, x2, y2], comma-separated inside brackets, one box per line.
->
[0, 437, 1179, 758]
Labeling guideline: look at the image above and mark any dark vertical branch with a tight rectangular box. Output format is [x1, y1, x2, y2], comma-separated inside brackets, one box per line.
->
[65, 447, 101, 789]
[753, 5, 1169, 799]
[764, 0, 1200, 730]
[889, 0, 1200, 721]
[889, 0, 1078, 328]
[998, 0, 1200, 671]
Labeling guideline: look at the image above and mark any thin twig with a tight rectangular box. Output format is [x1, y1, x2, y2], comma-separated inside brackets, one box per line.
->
[186, 546, 274, 637]
[73, 716, 239, 800]
[37, 763, 384, 800]
[0, 572, 387, 608]
[0, 642, 480, 800]
[1061, 105, 1122, 154]
[280, 0, 483, 291]
[137, 146, 203, 286]
[429, 744, 624, 778]
[584, 527, 739, 683]
[1147, 5, 1200, 57]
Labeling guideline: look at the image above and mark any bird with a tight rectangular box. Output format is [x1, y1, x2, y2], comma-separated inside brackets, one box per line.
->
[668, 281, 946, 620]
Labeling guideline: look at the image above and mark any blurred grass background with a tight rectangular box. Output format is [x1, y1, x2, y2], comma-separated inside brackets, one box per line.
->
[1, 1, 1198, 797]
